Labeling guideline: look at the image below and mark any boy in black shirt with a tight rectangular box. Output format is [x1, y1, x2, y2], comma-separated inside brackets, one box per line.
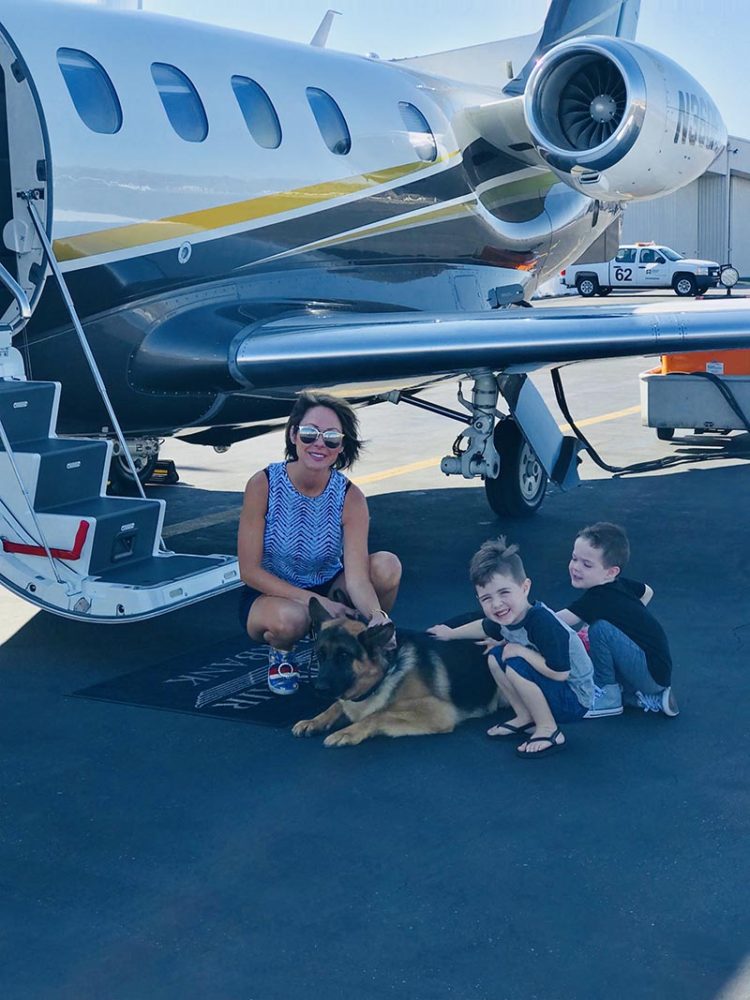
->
[557, 522, 679, 719]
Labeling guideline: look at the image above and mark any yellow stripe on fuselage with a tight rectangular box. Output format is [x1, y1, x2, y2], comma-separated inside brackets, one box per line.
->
[52, 156, 455, 262]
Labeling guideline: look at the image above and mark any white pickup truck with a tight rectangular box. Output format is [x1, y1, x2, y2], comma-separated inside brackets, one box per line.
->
[562, 244, 722, 297]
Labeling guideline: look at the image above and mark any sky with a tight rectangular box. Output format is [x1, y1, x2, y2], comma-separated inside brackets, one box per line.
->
[73, 1, 749, 137]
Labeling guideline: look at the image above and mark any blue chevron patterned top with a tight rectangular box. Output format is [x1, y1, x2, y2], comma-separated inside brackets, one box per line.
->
[262, 462, 349, 588]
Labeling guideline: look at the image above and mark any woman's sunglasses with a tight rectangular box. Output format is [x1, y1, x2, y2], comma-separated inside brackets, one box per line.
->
[297, 424, 344, 449]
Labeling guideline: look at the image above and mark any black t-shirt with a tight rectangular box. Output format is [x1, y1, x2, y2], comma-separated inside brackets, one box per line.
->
[568, 578, 672, 686]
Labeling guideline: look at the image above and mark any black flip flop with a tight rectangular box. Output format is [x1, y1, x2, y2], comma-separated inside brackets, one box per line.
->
[486, 721, 534, 739]
[516, 727, 566, 758]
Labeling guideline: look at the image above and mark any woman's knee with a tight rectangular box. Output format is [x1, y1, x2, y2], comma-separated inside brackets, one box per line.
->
[370, 551, 402, 590]
[249, 598, 309, 644]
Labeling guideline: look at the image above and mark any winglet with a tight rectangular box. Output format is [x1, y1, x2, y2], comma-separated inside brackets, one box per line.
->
[310, 9, 342, 48]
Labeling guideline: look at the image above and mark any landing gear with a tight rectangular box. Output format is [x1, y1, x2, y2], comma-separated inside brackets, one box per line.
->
[108, 437, 161, 492]
[484, 420, 548, 517]
[383, 370, 561, 519]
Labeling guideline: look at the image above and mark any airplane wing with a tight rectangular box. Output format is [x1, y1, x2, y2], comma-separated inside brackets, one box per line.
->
[231, 299, 750, 392]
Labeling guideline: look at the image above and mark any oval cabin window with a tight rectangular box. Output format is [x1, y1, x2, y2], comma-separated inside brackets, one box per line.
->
[398, 102, 437, 162]
[151, 63, 208, 143]
[306, 88, 351, 155]
[57, 48, 123, 134]
[231, 76, 282, 149]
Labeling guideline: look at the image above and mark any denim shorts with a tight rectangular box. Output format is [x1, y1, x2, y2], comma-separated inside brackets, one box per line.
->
[237, 575, 340, 632]
[492, 649, 588, 723]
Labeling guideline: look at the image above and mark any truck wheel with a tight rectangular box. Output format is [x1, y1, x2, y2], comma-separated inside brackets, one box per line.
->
[576, 276, 598, 298]
[598, 286, 612, 296]
[484, 420, 547, 518]
[673, 274, 697, 297]
[656, 427, 675, 441]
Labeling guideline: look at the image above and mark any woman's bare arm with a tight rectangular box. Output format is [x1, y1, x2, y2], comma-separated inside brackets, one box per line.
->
[341, 484, 383, 618]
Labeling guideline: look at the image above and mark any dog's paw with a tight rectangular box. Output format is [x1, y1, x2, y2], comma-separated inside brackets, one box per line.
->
[323, 729, 361, 748]
[292, 719, 318, 737]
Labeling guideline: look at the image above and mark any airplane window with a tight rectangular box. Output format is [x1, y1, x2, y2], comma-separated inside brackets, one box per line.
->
[305, 88, 351, 155]
[231, 76, 281, 149]
[398, 102, 437, 162]
[151, 63, 208, 143]
[57, 48, 122, 135]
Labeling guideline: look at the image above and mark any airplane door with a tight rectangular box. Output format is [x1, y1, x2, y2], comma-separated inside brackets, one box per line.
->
[639, 248, 667, 286]
[0, 21, 50, 329]
[0, 66, 16, 315]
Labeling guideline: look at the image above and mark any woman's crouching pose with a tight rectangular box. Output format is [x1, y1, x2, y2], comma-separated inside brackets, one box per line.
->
[237, 391, 401, 695]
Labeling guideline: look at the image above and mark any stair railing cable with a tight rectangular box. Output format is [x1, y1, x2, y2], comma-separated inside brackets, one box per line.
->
[20, 191, 167, 552]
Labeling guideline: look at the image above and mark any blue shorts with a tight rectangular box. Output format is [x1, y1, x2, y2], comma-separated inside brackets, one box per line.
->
[237, 574, 340, 632]
[492, 649, 587, 723]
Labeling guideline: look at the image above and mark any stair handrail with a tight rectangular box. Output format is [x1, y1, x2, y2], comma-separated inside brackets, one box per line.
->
[0, 261, 31, 333]
[20, 191, 166, 551]
[0, 255, 64, 582]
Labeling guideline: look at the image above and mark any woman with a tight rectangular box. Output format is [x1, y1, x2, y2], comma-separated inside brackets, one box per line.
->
[237, 391, 402, 695]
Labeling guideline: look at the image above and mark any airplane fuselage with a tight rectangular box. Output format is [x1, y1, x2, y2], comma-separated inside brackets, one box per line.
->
[0, 1, 617, 436]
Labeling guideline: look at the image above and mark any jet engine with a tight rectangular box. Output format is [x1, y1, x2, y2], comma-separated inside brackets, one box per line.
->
[523, 36, 726, 201]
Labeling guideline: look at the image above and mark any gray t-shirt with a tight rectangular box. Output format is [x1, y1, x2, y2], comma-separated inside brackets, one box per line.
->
[483, 600, 594, 708]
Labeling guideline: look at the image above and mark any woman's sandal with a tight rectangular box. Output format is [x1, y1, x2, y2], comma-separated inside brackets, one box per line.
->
[515, 727, 566, 758]
[486, 721, 534, 738]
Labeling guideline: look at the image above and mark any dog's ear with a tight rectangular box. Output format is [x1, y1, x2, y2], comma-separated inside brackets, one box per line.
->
[308, 597, 333, 630]
[358, 622, 395, 655]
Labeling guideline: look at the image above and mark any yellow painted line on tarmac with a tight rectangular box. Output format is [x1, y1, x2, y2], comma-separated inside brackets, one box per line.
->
[558, 404, 640, 433]
[162, 403, 642, 535]
[352, 457, 440, 485]
[162, 508, 241, 538]
[352, 404, 642, 485]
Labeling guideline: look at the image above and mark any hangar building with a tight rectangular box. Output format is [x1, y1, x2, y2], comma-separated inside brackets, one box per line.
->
[620, 133, 750, 277]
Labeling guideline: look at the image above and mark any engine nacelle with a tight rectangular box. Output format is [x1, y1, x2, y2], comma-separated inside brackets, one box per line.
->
[523, 36, 726, 201]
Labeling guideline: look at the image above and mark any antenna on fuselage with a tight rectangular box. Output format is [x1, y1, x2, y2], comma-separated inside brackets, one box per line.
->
[310, 9, 342, 47]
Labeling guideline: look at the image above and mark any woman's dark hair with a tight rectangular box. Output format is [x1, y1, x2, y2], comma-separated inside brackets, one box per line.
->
[284, 391, 363, 470]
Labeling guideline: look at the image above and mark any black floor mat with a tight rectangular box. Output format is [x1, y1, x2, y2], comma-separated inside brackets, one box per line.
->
[71, 636, 328, 727]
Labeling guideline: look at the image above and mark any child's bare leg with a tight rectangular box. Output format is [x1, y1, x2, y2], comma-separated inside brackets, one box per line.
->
[505, 666, 565, 754]
[487, 654, 533, 734]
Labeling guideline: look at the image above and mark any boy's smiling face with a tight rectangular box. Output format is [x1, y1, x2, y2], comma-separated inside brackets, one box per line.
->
[569, 537, 620, 589]
[476, 571, 531, 626]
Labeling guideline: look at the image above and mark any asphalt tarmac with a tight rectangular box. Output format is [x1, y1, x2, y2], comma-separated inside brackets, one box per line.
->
[1, 292, 749, 1000]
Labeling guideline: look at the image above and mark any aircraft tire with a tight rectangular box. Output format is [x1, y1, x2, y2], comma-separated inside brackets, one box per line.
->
[108, 449, 159, 493]
[484, 420, 547, 518]
[576, 276, 598, 297]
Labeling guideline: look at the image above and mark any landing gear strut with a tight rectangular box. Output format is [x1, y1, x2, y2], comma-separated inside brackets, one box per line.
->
[108, 437, 162, 492]
[384, 370, 554, 518]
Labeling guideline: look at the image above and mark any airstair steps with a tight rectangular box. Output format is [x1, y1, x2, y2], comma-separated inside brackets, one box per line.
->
[0, 377, 240, 621]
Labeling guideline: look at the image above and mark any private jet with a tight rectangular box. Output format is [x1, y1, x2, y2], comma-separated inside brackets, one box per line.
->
[0, 0, 747, 621]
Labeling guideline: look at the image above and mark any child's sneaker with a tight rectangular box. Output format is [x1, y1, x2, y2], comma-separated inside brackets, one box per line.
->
[584, 683, 623, 718]
[267, 648, 299, 696]
[636, 687, 679, 716]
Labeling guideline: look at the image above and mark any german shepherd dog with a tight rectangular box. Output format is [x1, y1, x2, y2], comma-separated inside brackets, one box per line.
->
[292, 598, 507, 747]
